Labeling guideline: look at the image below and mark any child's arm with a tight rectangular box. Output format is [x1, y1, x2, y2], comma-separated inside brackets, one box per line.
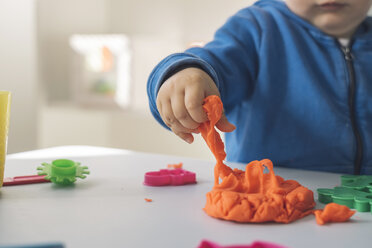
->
[147, 8, 260, 142]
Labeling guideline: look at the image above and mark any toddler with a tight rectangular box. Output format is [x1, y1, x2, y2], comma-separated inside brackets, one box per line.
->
[147, 0, 372, 174]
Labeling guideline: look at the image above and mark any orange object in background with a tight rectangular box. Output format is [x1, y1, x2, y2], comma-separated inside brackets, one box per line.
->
[145, 198, 153, 202]
[314, 203, 355, 225]
[199, 95, 353, 224]
[101, 46, 113, 72]
[167, 163, 183, 169]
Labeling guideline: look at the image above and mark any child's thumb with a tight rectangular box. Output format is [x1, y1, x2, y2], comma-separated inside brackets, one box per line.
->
[216, 114, 236, 133]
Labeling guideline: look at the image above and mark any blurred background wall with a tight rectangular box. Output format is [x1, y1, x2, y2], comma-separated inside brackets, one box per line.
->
[1, 0, 254, 160]
[1, 1, 372, 159]
[0, 0, 38, 153]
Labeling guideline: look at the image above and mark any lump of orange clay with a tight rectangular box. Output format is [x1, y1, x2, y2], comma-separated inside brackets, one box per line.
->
[204, 159, 316, 223]
[314, 203, 355, 225]
[199, 95, 354, 224]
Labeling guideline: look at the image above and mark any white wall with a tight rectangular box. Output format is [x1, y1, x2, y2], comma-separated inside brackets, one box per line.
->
[0, 0, 38, 153]
[37, 0, 108, 102]
[108, 0, 185, 36]
[182, 0, 253, 43]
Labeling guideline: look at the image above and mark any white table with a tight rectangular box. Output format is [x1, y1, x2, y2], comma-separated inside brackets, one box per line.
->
[0, 146, 371, 248]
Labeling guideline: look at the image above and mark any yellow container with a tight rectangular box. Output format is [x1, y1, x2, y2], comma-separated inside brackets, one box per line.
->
[0, 91, 11, 187]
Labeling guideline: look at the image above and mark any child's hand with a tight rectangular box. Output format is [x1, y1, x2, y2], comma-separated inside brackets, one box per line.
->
[156, 67, 236, 144]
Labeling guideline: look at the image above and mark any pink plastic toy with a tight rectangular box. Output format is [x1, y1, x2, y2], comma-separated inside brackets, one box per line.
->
[3, 175, 50, 186]
[197, 240, 288, 248]
[144, 169, 196, 186]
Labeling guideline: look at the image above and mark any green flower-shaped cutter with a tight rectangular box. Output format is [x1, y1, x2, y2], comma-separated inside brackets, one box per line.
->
[341, 175, 372, 192]
[317, 175, 372, 213]
[37, 159, 89, 185]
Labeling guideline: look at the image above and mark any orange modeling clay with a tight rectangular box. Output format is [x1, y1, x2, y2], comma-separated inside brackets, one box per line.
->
[167, 163, 183, 169]
[314, 203, 355, 225]
[198, 95, 353, 224]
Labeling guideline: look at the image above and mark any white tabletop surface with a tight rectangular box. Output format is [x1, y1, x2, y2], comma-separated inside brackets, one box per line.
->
[0, 146, 371, 248]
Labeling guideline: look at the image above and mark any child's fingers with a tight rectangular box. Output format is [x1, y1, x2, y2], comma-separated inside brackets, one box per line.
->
[172, 130, 194, 144]
[216, 114, 236, 133]
[171, 95, 200, 130]
[160, 100, 196, 134]
[184, 84, 208, 124]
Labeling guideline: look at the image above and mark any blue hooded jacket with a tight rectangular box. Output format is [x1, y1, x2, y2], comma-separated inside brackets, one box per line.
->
[147, 0, 372, 174]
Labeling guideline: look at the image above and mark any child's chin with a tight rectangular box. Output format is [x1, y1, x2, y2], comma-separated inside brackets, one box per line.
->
[314, 17, 352, 36]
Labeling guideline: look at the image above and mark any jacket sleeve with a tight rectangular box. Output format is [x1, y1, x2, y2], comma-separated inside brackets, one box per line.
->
[147, 7, 261, 129]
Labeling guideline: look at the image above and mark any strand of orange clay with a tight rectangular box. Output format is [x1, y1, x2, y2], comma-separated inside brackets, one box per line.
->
[198, 95, 354, 224]
[198, 95, 232, 185]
